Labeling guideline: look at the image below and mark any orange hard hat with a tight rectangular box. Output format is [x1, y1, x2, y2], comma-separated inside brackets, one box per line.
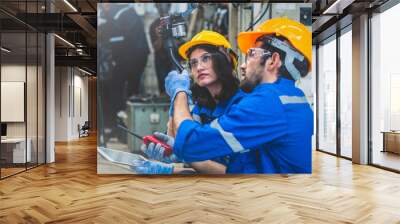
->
[237, 17, 311, 71]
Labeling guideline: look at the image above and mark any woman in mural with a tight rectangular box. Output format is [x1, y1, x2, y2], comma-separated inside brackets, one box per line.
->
[137, 30, 259, 174]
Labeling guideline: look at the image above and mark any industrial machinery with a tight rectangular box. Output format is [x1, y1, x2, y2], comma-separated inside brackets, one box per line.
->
[126, 97, 170, 154]
[159, 3, 198, 72]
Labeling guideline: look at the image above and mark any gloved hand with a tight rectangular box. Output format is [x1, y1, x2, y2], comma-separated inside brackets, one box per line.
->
[140, 132, 180, 163]
[165, 70, 191, 116]
[130, 159, 174, 174]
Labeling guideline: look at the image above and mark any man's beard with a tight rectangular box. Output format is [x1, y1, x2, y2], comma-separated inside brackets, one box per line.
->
[240, 73, 262, 93]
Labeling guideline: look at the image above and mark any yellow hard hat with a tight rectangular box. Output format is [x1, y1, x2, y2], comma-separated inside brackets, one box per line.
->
[179, 30, 238, 68]
[237, 17, 312, 71]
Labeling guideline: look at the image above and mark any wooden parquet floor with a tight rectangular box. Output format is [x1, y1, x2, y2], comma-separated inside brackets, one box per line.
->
[1, 134, 400, 223]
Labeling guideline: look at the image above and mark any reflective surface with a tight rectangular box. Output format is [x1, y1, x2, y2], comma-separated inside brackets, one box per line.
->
[371, 3, 400, 171]
[317, 37, 337, 154]
[0, 1, 46, 179]
[339, 29, 352, 158]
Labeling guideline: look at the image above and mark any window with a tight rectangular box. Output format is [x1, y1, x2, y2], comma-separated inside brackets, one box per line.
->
[317, 36, 337, 154]
[371, 2, 400, 171]
[339, 28, 352, 158]
[0, 1, 46, 179]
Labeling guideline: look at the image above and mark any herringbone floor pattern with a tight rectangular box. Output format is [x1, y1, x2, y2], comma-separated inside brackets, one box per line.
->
[1, 134, 400, 223]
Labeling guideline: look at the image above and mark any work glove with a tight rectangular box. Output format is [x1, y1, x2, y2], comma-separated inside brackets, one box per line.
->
[140, 132, 180, 163]
[165, 69, 191, 116]
[130, 159, 174, 174]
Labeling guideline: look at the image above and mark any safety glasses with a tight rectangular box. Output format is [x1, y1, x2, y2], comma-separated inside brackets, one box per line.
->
[188, 53, 212, 70]
[245, 48, 272, 62]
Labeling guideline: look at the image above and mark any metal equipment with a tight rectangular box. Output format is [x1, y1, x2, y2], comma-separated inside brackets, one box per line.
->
[126, 97, 170, 154]
[159, 3, 198, 72]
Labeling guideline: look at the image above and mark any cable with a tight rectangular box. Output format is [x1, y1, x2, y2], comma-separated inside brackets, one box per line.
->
[245, 3, 270, 31]
[169, 47, 183, 72]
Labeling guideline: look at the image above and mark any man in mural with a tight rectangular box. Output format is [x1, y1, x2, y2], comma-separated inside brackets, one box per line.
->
[140, 18, 313, 173]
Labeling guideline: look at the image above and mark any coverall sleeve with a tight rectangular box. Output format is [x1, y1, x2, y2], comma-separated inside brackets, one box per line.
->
[190, 105, 202, 123]
[173, 90, 288, 162]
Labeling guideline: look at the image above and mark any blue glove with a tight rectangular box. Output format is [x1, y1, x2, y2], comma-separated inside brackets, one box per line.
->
[140, 132, 180, 163]
[165, 70, 191, 116]
[130, 159, 174, 174]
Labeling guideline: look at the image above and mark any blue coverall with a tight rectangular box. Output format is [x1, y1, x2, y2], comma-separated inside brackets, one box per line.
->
[191, 90, 259, 174]
[175, 77, 314, 173]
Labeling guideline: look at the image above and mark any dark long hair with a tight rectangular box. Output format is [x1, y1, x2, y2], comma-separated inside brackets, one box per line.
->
[187, 44, 239, 109]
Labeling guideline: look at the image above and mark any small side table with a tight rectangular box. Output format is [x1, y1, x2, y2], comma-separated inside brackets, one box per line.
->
[381, 131, 400, 154]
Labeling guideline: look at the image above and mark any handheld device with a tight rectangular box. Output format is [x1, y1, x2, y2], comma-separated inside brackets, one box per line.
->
[117, 125, 173, 157]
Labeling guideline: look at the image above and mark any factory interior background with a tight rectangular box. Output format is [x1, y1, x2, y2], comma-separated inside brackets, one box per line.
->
[96, 3, 314, 174]
[0, 1, 400, 222]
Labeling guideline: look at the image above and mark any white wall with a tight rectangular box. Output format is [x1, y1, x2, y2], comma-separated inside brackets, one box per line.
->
[72, 72, 89, 138]
[1, 63, 46, 164]
[55, 67, 89, 141]
[1, 64, 26, 81]
[55, 67, 68, 141]
[1, 65, 28, 138]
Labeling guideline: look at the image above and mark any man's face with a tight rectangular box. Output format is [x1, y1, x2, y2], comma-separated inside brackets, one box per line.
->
[239, 41, 266, 93]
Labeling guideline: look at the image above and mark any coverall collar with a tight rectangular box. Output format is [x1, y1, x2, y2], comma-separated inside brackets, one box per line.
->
[255, 76, 294, 91]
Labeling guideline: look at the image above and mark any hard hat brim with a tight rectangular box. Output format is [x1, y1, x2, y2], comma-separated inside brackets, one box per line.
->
[178, 39, 238, 68]
[237, 31, 274, 54]
[178, 40, 216, 60]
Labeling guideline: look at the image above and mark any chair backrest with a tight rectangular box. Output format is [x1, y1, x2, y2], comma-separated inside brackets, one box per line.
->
[82, 121, 90, 129]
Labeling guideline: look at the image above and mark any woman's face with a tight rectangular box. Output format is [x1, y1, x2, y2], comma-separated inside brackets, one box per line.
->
[189, 48, 218, 88]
